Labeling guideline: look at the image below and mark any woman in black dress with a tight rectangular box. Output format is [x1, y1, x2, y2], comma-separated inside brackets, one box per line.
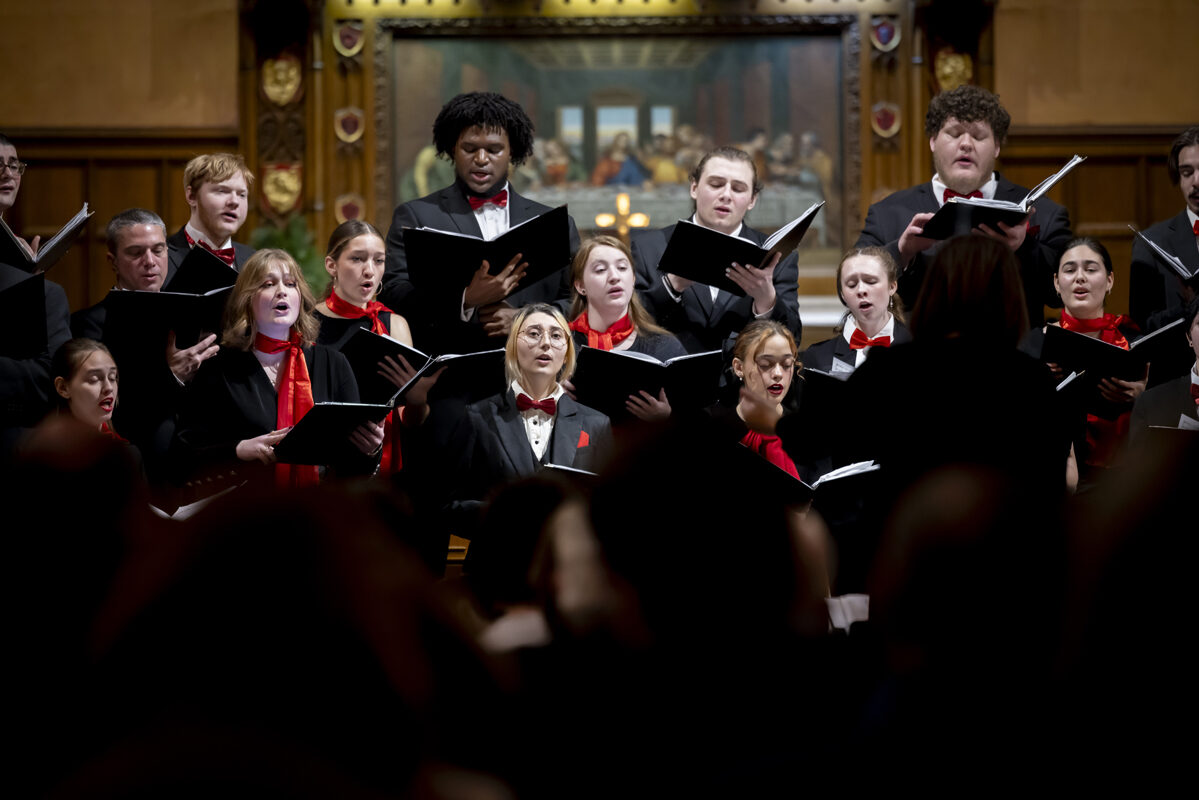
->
[315, 220, 434, 473]
[567, 234, 685, 420]
[175, 249, 383, 489]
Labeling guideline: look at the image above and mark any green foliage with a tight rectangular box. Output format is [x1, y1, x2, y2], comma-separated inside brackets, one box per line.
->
[249, 216, 327, 296]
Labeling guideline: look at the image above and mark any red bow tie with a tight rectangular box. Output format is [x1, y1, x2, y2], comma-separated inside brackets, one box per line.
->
[1193, 219, 1199, 235]
[849, 328, 891, 350]
[516, 393, 556, 416]
[1191, 383, 1199, 405]
[185, 232, 236, 266]
[468, 189, 508, 211]
[943, 188, 983, 204]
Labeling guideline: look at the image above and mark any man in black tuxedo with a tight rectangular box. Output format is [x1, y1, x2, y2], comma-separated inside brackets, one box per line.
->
[857, 85, 1072, 325]
[1129, 126, 1199, 333]
[73, 208, 220, 382]
[382, 92, 580, 353]
[631, 146, 801, 354]
[72, 209, 221, 490]
[166, 153, 256, 282]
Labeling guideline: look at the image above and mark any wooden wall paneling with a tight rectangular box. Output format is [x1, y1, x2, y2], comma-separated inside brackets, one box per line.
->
[165, 163, 192, 232]
[1148, 157, 1183, 224]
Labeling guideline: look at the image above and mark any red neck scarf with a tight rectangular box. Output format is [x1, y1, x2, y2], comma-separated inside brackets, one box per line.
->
[741, 430, 800, 480]
[570, 311, 634, 351]
[326, 290, 391, 336]
[1060, 310, 1131, 351]
[254, 330, 319, 488]
[184, 231, 236, 267]
[99, 422, 127, 443]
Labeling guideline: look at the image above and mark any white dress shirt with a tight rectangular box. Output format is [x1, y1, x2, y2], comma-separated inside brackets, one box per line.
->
[841, 314, 896, 368]
[931, 173, 999, 206]
[511, 380, 565, 461]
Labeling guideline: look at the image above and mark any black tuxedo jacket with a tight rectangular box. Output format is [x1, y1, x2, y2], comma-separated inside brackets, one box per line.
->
[0, 262, 70, 439]
[631, 222, 802, 354]
[173, 345, 368, 481]
[166, 226, 256, 285]
[1129, 210, 1198, 332]
[856, 174, 1072, 325]
[381, 184, 581, 353]
[800, 319, 912, 374]
[459, 389, 611, 492]
[1131, 373, 1198, 443]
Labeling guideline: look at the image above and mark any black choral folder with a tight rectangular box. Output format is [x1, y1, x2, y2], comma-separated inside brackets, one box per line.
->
[569, 346, 723, 420]
[102, 286, 232, 353]
[919, 155, 1085, 240]
[0, 203, 93, 273]
[727, 441, 881, 507]
[401, 204, 572, 296]
[1041, 319, 1184, 383]
[273, 402, 393, 466]
[654, 201, 824, 296]
[390, 346, 506, 406]
[0, 271, 47, 358]
[163, 244, 239, 295]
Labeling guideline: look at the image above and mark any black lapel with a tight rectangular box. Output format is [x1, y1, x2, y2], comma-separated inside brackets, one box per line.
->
[831, 333, 855, 366]
[993, 174, 1027, 203]
[1167, 211, 1199, 267]
[913, 181, 941, 214]
[492, 391, 538, 476]
[507, 188, 540, 226]
[165, 226, 188, 284]
[440, 185, 485, 238]
[550, 395, 584, 468]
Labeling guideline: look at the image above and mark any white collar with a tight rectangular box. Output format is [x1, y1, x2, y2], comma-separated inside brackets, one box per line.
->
[842, 313, 895, 345]
[1187, 207, 1198, 231]
[930, 173, 999, 207]
[185, 221, 232, 251]
[690, 213, 745, 240]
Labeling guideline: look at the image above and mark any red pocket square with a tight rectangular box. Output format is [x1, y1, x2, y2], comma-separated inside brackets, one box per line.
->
[577, 430, 590, 448]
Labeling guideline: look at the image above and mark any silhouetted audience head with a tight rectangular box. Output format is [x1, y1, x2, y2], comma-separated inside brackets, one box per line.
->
[909, 234, 1029, 346]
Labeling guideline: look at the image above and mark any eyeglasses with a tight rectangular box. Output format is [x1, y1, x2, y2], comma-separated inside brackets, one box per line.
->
[518, 325, 568, 349]
[0, 160, 27, 177]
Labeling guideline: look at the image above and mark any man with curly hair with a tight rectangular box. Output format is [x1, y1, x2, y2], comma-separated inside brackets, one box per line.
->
[857, 85, 1072, 325]
[382, 92, 580, 352]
